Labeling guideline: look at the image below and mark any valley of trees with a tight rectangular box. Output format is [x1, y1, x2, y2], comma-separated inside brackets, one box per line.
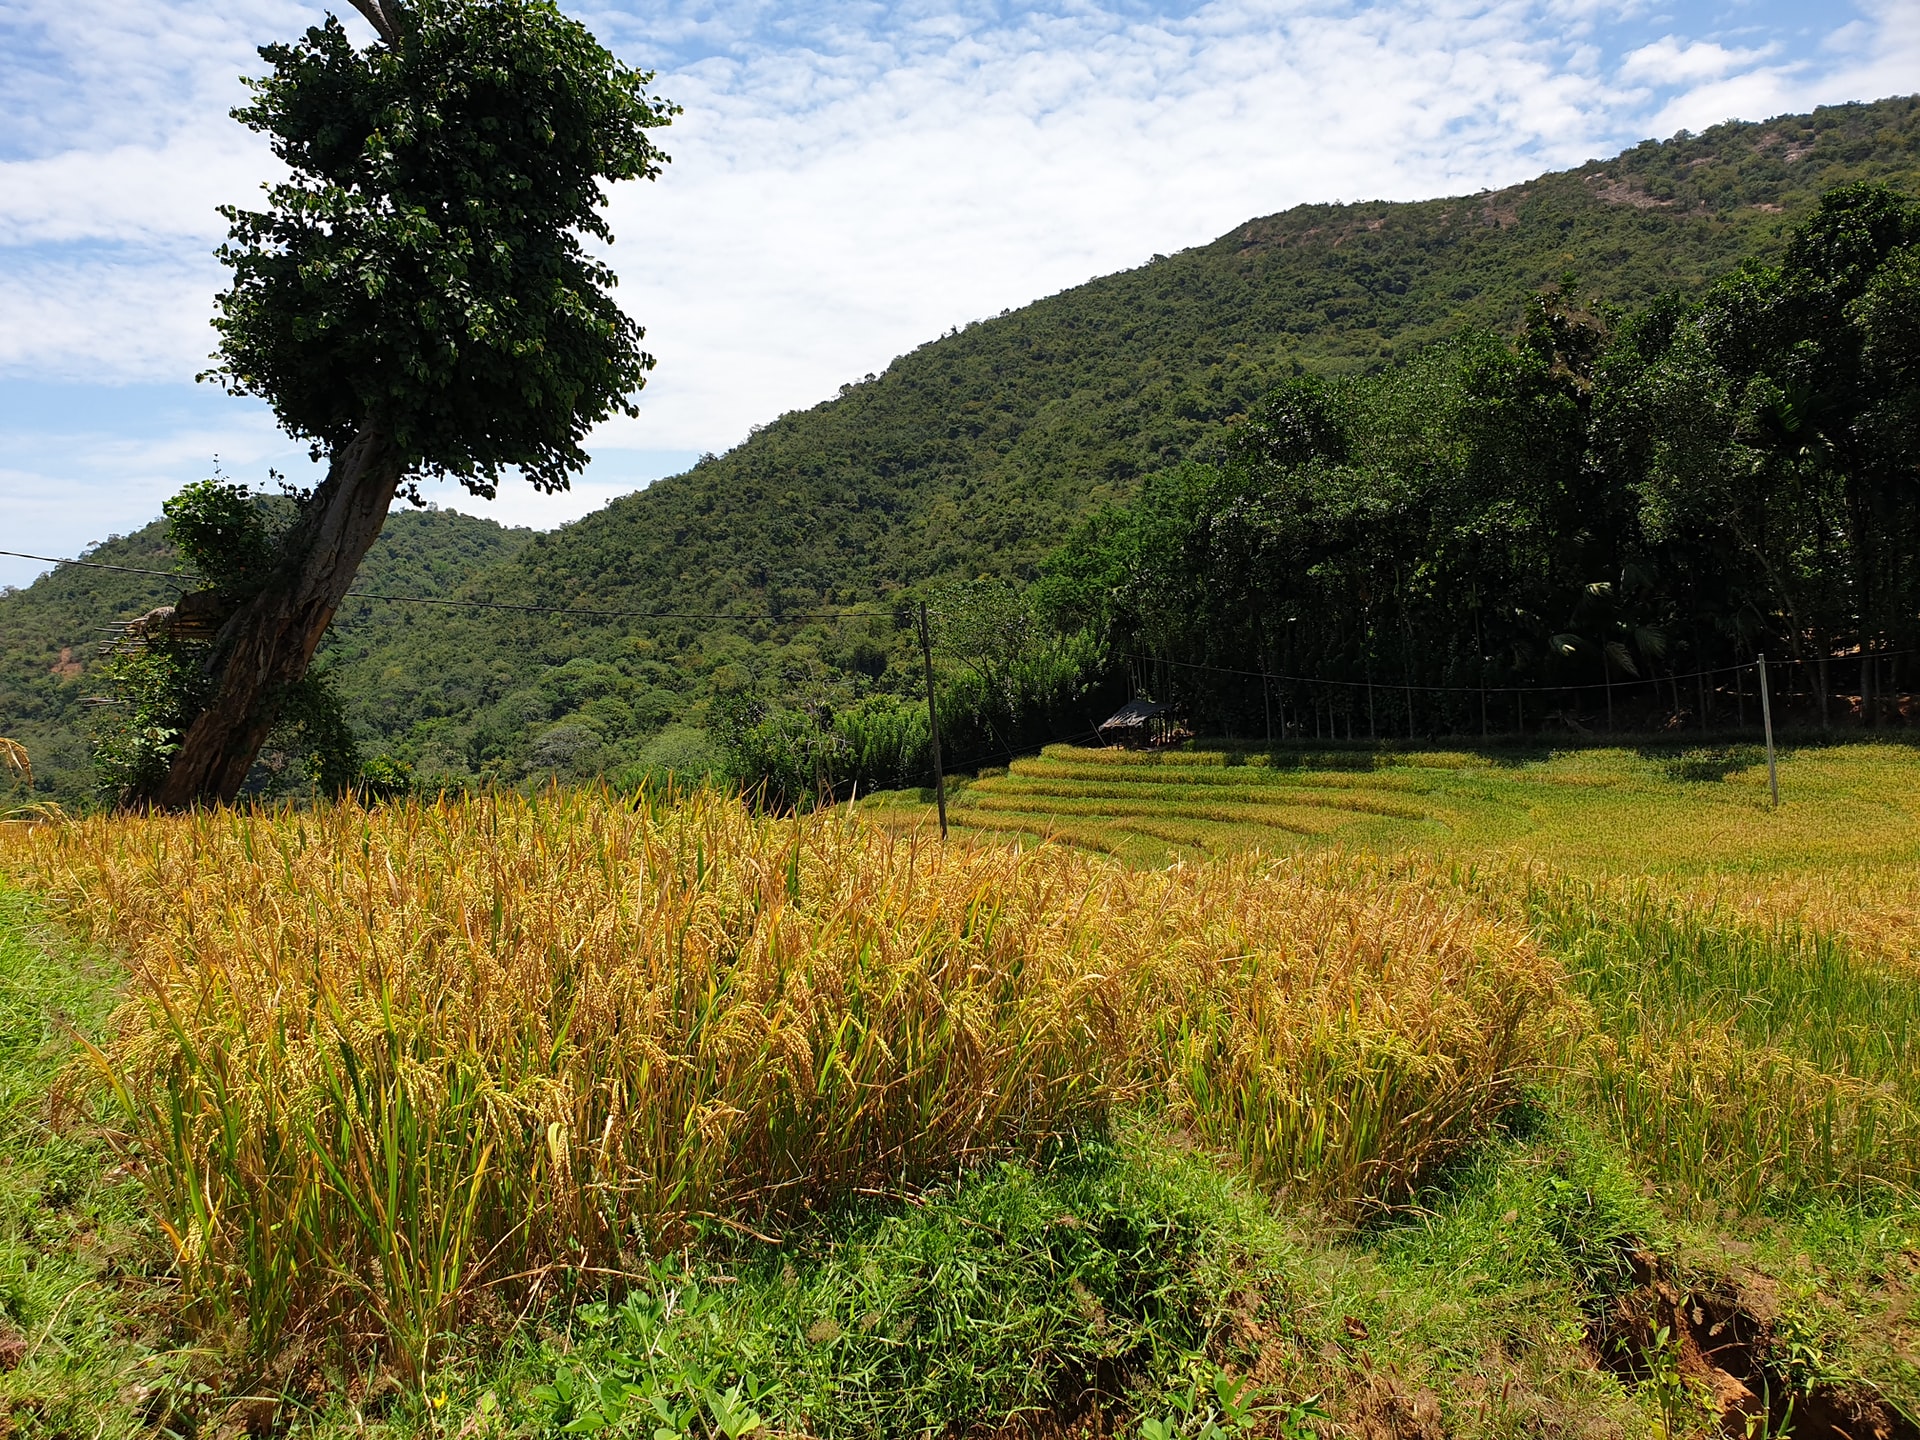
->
[5, 98, 1920, 806]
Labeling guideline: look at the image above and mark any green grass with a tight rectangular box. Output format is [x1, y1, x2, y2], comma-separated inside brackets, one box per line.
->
[514, 1102, 1920, 1438]
[0, 885, 176, 1440]
[511, 1111, 1660, 1440]
[527, 1128, 1262, 1439]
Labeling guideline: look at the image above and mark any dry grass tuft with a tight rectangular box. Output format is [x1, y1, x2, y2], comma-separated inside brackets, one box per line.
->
[3, 789, 1556, 1376]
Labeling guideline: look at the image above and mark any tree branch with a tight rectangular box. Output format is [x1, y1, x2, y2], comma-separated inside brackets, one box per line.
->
[347, 0, 400, 47]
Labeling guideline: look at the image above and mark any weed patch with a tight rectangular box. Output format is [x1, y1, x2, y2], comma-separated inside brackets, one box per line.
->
[527, 1128, 1284, 1439]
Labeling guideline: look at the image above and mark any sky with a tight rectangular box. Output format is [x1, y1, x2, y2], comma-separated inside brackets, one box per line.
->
[2, 0, 1917, 589]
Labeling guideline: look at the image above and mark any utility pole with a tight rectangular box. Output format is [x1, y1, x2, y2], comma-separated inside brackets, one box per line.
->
[918, 601, 947, 839]
[1758, 652, 1780, 809]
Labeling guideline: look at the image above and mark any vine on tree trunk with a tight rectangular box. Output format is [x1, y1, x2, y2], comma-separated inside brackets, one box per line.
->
[91, 479, 361, 807]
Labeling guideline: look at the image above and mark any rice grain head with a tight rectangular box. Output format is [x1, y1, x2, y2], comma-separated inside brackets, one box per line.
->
[2, 789, 1559, 1376]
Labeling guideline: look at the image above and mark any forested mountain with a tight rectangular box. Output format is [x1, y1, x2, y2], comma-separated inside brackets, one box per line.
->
[5, 96, 1919, 800]
[0, 509, 529, 801]
[521, 96, 1920, 606]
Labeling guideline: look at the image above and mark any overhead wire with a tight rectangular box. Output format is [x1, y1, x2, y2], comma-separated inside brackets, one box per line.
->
[1121, 645, 1919, 696]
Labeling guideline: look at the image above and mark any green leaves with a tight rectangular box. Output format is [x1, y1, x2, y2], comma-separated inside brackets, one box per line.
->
[207, 0, 676, 495]
[1134, 1366, 1321, 1440]
[1044, 181, 1920, 732]
[1855, 246, 1920, 389]
[703, 1382, 767, 1439]
[162, 480, 278, 597]
[532, 1354, 766, 1440]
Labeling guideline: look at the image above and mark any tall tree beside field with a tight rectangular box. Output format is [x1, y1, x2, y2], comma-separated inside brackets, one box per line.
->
[143, 0, 674, 807]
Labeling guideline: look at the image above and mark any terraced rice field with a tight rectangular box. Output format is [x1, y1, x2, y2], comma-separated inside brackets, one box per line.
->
[871, 739, 1920, 880]
[929, 748, 1441, 862]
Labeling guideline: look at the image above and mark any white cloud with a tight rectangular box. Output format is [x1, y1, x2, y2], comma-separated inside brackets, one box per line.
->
[0, 252, 223, 377]
[0, 0, 307, 159]
[1619, 35, 1772, 87]
[1827, 0, 1920, 107]
[0, 135, 270, 247]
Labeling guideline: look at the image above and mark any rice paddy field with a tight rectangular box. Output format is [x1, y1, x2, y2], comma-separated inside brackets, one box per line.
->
[4, 737, 1920, 1440]
[884, 740, 1920, 965]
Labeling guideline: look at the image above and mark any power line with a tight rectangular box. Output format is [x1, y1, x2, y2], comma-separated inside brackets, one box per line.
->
[1, 550, 188, 580]
[0, 548, 893, 622]
[1123, 646, 1919, 697]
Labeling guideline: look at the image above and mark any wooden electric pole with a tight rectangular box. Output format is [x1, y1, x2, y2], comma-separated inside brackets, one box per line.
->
[919, 601, 947, 839]
[1757, 652, 1779, 809]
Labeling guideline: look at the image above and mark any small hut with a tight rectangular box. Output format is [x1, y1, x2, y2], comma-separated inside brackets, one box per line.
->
[1098, 698, 1171, 748]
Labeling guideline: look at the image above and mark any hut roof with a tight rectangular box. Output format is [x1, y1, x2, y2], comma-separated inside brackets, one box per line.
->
[1098, 698, 1168, 733]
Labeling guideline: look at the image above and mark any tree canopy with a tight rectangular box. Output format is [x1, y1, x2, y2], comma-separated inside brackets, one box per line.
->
[1043, 183, 1920, 736]
[137, 0, 674, 807]
[208, 0, 676, 496]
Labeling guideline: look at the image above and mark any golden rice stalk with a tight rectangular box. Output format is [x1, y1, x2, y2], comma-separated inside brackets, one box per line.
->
[2, 789, 1559, 1375]
[0, 738, 28, 789]
[1577, 1023, 1920, 1211]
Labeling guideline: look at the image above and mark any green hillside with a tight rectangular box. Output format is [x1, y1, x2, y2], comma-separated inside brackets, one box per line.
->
[516, 96, 1920, 604]
[0, 508, 531, 802]
[6, 96, 1920, 797]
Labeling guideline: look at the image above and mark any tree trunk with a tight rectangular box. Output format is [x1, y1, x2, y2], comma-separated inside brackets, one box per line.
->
[150, 422, 402, 808]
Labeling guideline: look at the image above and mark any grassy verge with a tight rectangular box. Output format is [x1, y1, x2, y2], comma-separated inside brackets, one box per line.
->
[511, 1110, 1656, 1440]
[335, 1103, 1920, 1439]
[0, 884, 176, 1439]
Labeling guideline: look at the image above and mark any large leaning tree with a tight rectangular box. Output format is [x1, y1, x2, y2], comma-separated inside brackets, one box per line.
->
[143, 0, 673, 808]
